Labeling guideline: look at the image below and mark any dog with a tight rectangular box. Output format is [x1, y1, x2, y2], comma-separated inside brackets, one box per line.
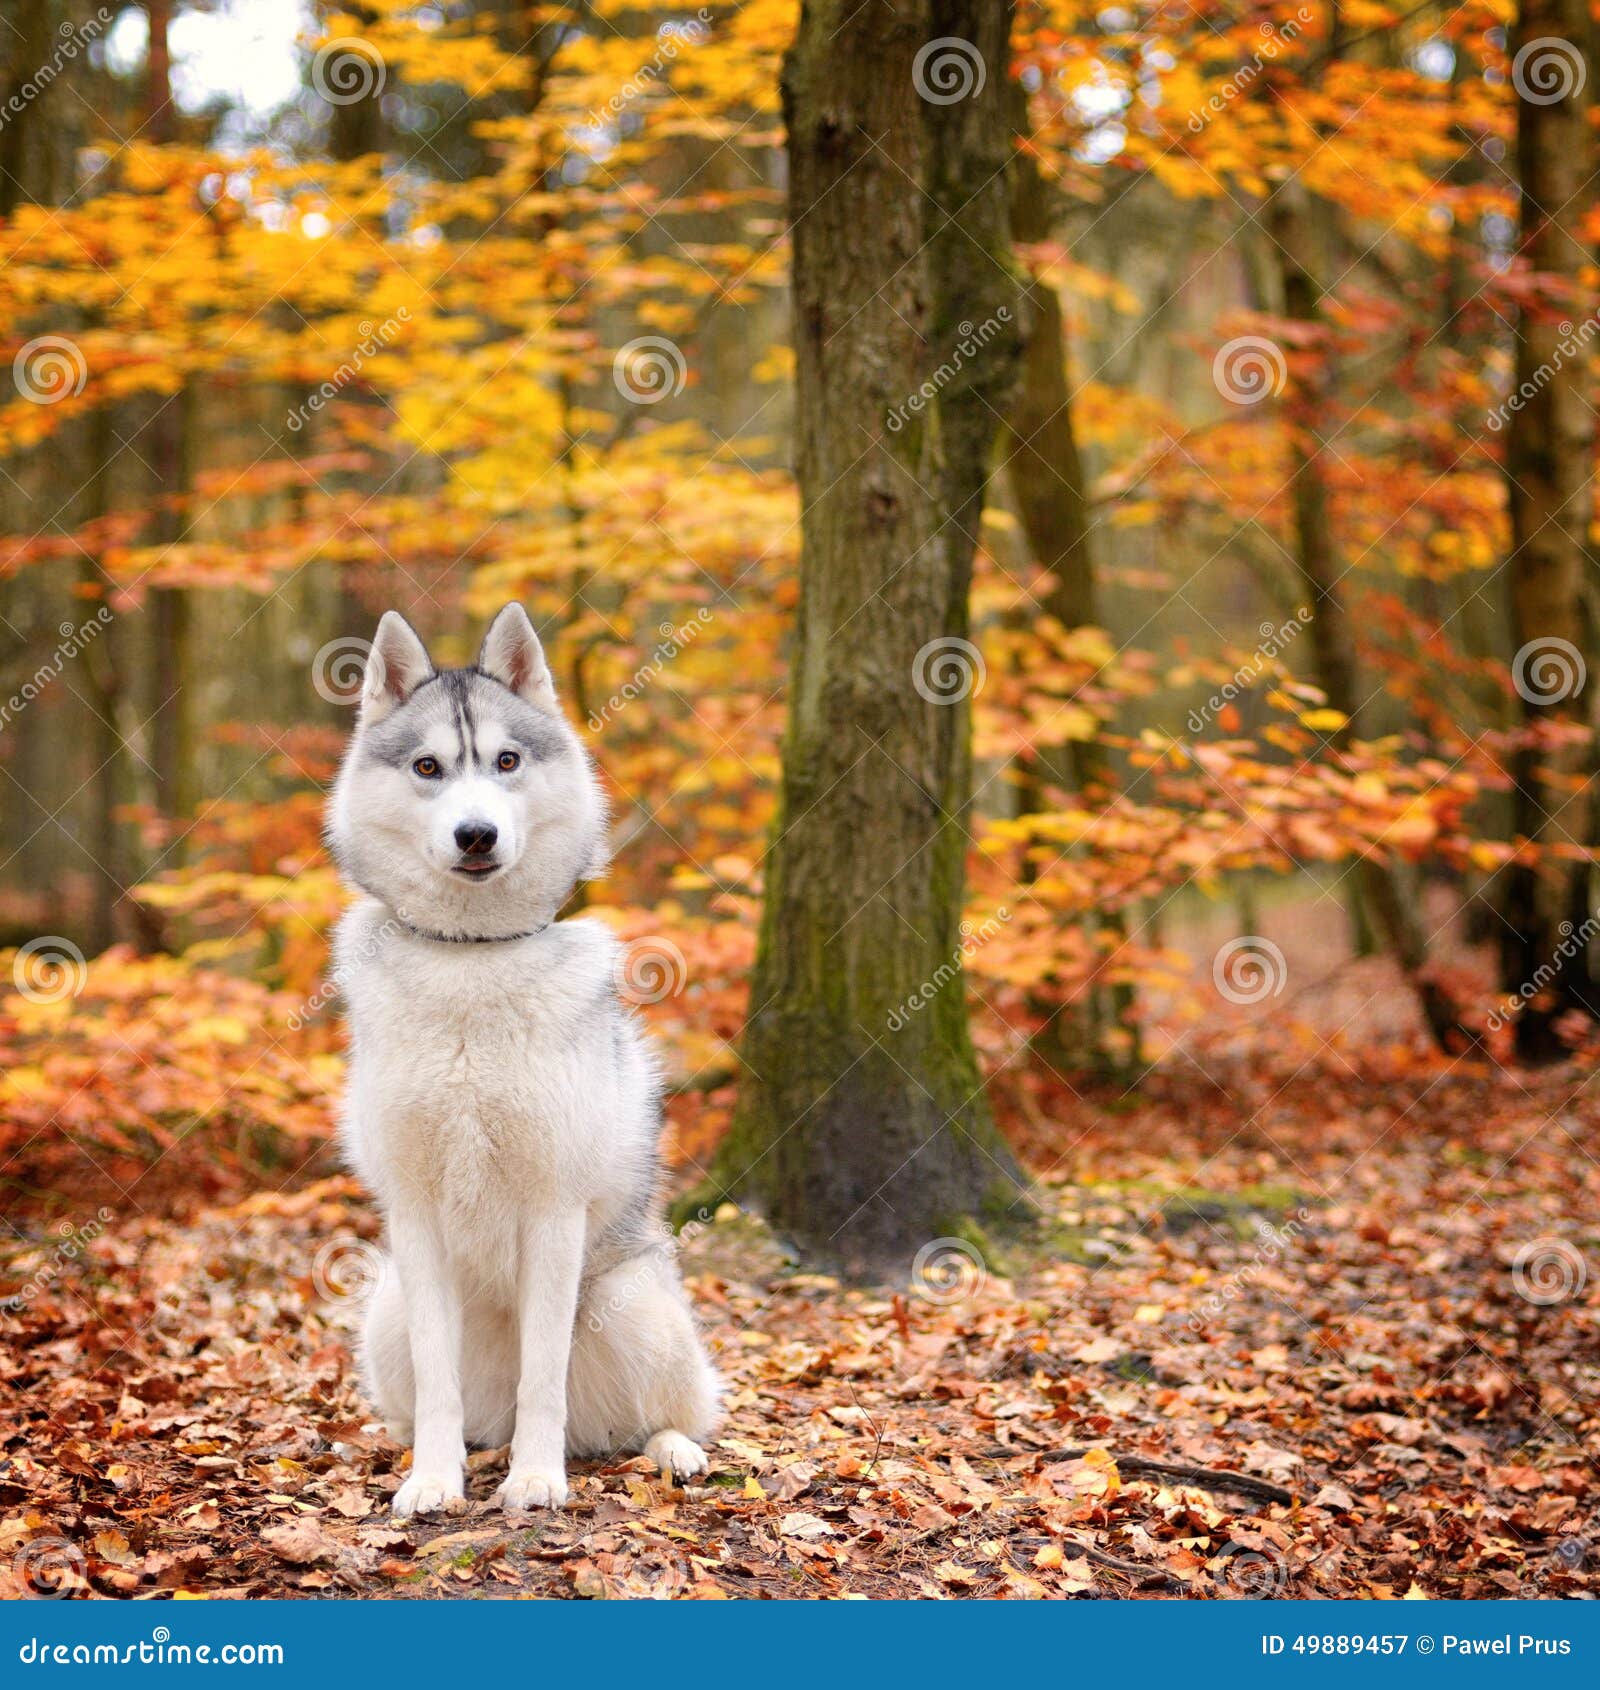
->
[325, 603, 720, 1517]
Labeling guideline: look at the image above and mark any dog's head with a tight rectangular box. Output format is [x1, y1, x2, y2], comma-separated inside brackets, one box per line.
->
[326, 605, 607, 938]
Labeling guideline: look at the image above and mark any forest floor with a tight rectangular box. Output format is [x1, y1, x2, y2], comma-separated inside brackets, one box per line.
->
[3, 952, 1598, 1600]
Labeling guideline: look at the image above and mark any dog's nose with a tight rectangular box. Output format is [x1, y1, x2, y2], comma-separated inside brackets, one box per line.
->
[454, 820, 498, 856]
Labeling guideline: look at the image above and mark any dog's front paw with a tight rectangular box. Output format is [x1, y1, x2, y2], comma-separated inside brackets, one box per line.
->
[644, 1430, 709, 1482]
[495, 1468, 568, 1512]
[392, 1469, 466, 1519]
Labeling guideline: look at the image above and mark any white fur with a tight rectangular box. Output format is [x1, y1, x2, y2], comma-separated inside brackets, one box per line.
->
[327, 607, 720, 1517]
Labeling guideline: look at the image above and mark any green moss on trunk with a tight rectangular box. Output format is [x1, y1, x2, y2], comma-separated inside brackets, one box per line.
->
[713, 0, 1029, 1276]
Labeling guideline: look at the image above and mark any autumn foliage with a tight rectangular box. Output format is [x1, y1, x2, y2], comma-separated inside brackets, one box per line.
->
[0, 0, 1597, 1600]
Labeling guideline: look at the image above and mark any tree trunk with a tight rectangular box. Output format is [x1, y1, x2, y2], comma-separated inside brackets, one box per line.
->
[78, 406, 131, 955]
[1272, 185, 1461, 1047]
[711, 0, 1026, 1272]
[328, 4, 385, 161]
[1498, 0, 1597, 1058]
[1266, 14, 1462, 1050]
[145, 1, 197, 850]
[147, 381, 197, 834]
[0, 0, 60, 218]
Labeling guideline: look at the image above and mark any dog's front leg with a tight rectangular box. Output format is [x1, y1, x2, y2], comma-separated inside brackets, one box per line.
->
[495, 1208, 585, 1511]
[388, 1200, 467, 1517]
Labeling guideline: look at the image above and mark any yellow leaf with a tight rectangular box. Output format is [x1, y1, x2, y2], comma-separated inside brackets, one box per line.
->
[173, 1016, 251, 1048]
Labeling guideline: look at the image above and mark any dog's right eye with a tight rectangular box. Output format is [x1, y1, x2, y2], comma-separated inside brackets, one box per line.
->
[412, 756, 440, 779]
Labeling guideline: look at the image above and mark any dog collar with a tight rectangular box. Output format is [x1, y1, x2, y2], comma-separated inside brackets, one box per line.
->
[395, 918, 551, 945]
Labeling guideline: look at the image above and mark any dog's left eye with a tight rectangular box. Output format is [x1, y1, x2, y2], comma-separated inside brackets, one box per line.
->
[496, 750, 520, 772]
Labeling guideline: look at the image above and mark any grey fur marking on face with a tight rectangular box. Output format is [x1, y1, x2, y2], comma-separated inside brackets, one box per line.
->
[361, 668, 570, 771]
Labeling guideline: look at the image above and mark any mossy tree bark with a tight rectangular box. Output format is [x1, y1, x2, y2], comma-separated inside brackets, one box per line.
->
[1498, 0, 1597, 1058]
[711, 0, 1027, 1273]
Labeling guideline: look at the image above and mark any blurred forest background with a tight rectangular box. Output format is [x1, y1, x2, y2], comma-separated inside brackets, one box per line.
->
[1, 0, 1598, 1228]
[4, 0, 1600, 1602]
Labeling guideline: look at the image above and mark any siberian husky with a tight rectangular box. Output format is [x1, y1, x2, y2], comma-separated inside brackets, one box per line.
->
[325, 604, 719, 1518]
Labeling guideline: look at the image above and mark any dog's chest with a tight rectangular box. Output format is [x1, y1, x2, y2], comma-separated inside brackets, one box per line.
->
[348, 938, 607, 1202]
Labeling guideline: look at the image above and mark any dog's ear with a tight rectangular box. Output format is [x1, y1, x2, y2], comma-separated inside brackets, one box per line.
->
[360, 611, 433, 727]
[478, 603, 556, 710]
